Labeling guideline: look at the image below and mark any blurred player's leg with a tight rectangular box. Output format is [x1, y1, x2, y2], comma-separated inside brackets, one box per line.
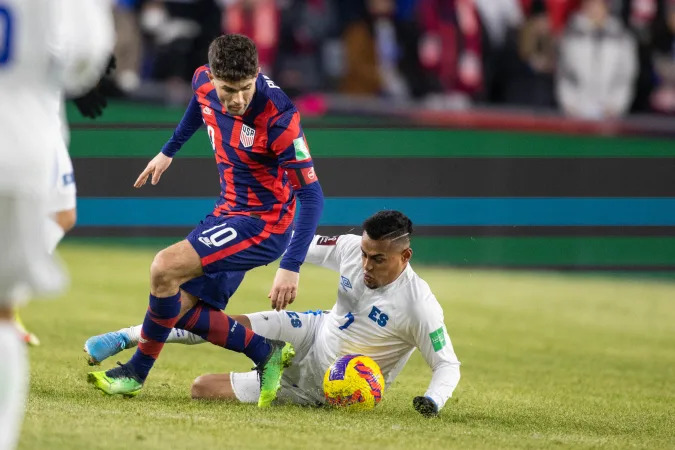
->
[0, 313, 28, 450]
[12, 140, 76, 345]
[0, 191, 66, 450]
[0, 193, 66, 304]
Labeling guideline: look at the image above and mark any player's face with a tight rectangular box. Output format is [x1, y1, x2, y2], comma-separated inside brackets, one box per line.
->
[209, 72, 258, 116]
[361, 232, 413, 289]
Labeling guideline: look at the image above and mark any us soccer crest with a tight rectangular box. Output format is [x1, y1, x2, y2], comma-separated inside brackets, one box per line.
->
[240, 124, 255, 148]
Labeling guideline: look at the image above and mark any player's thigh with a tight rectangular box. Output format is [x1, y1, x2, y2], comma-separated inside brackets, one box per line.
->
[152, 239, 203, 283]
[247, 309, 324, 359]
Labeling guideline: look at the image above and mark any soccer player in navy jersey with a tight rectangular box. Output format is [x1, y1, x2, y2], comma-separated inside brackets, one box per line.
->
[87, 34, 324, 407]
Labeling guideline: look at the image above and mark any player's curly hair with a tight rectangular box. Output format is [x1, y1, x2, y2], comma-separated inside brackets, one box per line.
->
[363, 210, 413, 243]
[208, 34, 259, 81]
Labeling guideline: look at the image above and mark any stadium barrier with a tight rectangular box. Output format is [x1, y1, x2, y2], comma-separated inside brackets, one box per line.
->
[68, 102, 675, 271]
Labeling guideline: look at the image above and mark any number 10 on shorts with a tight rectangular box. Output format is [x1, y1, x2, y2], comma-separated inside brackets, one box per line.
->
[198, 224, 237, 248]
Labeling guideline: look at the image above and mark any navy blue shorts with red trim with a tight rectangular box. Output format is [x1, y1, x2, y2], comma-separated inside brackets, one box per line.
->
[181, 214, 292, 310]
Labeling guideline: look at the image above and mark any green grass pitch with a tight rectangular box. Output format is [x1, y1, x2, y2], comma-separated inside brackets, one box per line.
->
[18, 241, 675, 449]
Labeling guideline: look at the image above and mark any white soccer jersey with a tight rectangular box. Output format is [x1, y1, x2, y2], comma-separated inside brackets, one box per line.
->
[303, 234, 461, 410]
[0, 0, 113, 194]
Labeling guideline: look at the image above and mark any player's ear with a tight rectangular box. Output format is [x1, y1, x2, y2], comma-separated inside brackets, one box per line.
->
[207, 71, 214, 83]
[401, 247, 413, 264]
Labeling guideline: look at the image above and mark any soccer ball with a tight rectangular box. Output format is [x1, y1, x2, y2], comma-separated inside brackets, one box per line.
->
[323, 354, 385, 410]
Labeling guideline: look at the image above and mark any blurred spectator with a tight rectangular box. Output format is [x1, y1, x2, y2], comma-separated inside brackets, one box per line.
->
[417, 0, 484, 101]
[114, 0, 143, 93]
[141, 0, 220, 103]
[520, 0, 582, 35]
[616, 0, 659, 112]
[474, 0, 524, 102]
[502, 0, 558, 107]
[556, 0, 638, 119]
[274, 0, 339, 96]
[650, 0, 675, 112]
[101, 0, 674, 118]
[339, 0, 416, 98]
[221, 0, 280, 75]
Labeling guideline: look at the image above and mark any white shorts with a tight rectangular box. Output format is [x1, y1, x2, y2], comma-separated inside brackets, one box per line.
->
[0, 192, 66, 307]
[230, 309, 329, 405]
[49, 140, 76, 213]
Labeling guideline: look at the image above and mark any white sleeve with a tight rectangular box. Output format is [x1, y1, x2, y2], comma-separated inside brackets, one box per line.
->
[303, 234, 361, 272]
[54, 0, 115, 96]
[406, 294, 461, 411]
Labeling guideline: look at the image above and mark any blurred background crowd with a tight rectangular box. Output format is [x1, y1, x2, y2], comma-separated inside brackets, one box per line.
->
[110, 0, 675, 119]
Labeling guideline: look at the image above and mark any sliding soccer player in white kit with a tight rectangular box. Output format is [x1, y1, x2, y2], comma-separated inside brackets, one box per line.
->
[85, 210, 461, 416]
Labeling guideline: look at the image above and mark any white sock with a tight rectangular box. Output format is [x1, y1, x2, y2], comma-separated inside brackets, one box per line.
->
[120, 325, 141, 347]
[0, 321, 28, 450]
[121, 325, 205, 346]
[44, 217, 65, 254]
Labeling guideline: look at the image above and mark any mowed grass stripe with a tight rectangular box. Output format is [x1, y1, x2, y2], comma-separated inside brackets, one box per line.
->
[19, 243, 675, 449]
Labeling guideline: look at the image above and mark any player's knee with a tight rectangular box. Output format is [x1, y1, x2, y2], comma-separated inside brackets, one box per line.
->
[150, 250, 174, 288]
[54, 208, 76, 233]
[191, 375, 213, 399]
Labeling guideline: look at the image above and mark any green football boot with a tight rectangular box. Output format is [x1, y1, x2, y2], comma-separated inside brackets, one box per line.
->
[257, 340, 295, 408]
[87, 363, 143, 398]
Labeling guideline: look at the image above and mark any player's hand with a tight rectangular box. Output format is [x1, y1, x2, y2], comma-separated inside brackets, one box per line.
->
[268, 268, 299, 311]
[413, 396, 439, 417]
[72, 87, 107, 118]
[71, 55, 117, 119]
[134, 152, 173, 187]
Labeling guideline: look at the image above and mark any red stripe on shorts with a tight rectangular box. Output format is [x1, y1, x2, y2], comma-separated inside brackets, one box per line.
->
[200, 228, 272, 266]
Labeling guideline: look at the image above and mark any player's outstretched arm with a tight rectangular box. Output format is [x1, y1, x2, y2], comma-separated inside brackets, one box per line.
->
[134, 153, 173, 188]
[407, 296, 461, 416]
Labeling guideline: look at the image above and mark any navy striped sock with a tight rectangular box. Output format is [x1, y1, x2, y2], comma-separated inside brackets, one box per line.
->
[126, 292, 181, 382]
[175, 302, 271, 365]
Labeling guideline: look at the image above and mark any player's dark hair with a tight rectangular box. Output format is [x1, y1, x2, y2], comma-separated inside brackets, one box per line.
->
[363, 210, 413, 243]
[208, 34, 258, 82]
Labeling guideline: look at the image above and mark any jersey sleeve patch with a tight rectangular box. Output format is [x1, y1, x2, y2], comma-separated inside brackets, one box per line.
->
[429, 327, 447, 352]
[293, 136, 311, 160]
[286, 166, 318, 188]
[316, 236, 339, 246]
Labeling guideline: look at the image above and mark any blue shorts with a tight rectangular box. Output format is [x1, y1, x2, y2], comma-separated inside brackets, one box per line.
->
[181, 214, 292, 310]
